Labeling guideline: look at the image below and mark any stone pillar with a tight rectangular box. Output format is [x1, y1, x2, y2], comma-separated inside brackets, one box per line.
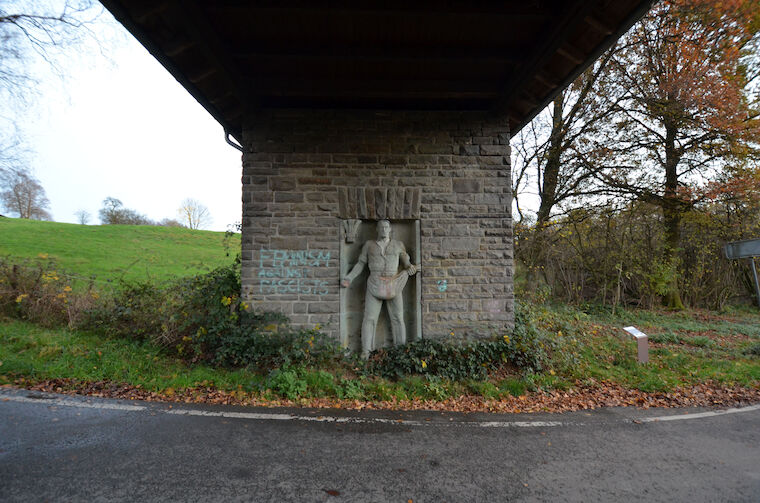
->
[241, 110, 513, 343]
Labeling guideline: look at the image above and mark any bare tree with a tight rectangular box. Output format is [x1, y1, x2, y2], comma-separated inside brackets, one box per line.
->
[74, 208, 90, 224]
[1, 1, 103, 175]
[177, 198, 212, 230]
[0, 167, 51, 220]
[98, 196, 153, 225]
[0, 1, 100, 101]
[158, 217, 183, 228]
[511, 46, 625, 225]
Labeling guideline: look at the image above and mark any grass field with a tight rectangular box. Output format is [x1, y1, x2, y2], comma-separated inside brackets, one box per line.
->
[1, 304, 758, 405]
[0, 217, 758, 408]
[544, 304, 760, 391]
[0, 217, 239, 284]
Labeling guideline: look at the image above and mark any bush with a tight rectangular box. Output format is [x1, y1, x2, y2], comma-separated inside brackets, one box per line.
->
[365, 303, 554, 380]
[1, 258, 555, 381]
[266, 368, 308, 400]
[0, 256, 97, 328]
[83, 260, 344, 371]
[515, 198, 760, 309]
[84, 280, 168, 341]
[208, 326, 344, 371]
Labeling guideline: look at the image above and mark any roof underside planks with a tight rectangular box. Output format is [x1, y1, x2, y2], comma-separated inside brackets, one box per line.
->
[100, 0, 653, 142]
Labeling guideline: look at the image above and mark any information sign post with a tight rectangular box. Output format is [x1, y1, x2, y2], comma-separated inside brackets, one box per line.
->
[723, 239, 760, 308]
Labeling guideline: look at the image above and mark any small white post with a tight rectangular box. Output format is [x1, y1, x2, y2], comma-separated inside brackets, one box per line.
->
[623, 326, 649, 363]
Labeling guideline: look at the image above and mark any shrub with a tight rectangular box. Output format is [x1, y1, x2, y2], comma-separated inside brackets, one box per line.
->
[83, 261, 345, 371]
[1, 258, 555, 381]
[84, 280, 168, 341]
[266, 368, 307, 400]
[336, 376, 367, 400]
[208, 326, 343, 371]
[515, 199, 760, 309]
[0, 256, 97, 328]
[365, 303, 554, 380]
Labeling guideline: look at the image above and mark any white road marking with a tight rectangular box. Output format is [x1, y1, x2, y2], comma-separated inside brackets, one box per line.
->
[1, 392, 555, 427]
[636, 404, 760, 423]
[3, 394, 146, 411]
[478, 421, 564, 428]
[166, 408, 427, 425]
[1, 391, 759, 427]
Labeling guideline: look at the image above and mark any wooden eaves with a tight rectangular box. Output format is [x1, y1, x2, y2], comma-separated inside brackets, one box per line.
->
[100, 0, 654, 143]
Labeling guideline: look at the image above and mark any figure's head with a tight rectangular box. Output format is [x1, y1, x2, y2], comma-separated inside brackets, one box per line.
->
[376, 219, 391, 239]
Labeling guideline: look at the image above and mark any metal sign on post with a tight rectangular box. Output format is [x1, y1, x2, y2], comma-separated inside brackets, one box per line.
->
[623, 326, 649, 363]
[723, 238, 760, 308]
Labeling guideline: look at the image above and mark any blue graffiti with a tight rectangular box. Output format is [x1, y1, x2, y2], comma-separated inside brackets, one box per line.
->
[259, 249, 331, 268]
[258, 249, 332, 296]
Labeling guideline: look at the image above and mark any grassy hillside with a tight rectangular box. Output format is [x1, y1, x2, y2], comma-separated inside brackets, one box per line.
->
[0, 217, 240, 284]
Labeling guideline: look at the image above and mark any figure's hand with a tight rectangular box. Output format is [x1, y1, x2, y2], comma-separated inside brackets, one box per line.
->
[407, 265, 419, 276]
[341, 278, 350, 288]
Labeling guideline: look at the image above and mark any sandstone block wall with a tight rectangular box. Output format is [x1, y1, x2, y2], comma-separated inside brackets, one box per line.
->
[241, 110, 513, 341]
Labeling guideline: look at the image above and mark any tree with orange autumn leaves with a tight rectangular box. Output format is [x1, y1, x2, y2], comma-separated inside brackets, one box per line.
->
[585, 0, 760, 308]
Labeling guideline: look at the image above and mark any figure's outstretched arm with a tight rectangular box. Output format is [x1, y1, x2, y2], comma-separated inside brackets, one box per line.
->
[341, 260, 366, 287]
[342, 243, 369, 287]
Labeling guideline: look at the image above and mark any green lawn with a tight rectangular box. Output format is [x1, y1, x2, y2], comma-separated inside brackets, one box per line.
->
[0, 319, 259, 392]
[1, 304, 758, 404]
[537, 304, 760, 391]
[0, 217, 757, 407]
[0, 218, 239, 284]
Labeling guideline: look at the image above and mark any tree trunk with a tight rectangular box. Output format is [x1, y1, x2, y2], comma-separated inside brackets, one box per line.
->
[522, 95, 566, 296]
[662, 119, 685, 310]
[536, 95, 565, 225]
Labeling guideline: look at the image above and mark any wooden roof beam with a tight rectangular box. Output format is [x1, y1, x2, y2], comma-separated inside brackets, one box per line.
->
[162, 36, 197, 57]
[534, 71, 560, 88]
[518, 90, 541, 108]
[249, 78, 502, 99]
[509, 0, 656, 136]
[205, 1, 554, 18]
[584, 14, 614, 35]
[131, 1, 169, 23]
[230, 47, 522, 65]
[187, 66, 218, 84]
[169, 0, 253, 109]
[492, 0, 595, 114]
[556, 44, 585, 65]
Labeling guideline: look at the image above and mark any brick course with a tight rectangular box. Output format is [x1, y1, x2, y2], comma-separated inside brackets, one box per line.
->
[241, 110, 513, 341]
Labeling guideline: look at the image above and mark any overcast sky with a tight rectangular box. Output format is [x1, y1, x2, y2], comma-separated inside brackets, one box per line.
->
[7, 2, 534, 231]
[8, 3, 241, 231]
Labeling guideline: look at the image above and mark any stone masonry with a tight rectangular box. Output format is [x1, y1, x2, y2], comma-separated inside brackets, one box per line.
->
[241, 110, 513, 342]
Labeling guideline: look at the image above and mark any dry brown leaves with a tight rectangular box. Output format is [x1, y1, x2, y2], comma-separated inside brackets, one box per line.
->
[4, 378, 759, 414]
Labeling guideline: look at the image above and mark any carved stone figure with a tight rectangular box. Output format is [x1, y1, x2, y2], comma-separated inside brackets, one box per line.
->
[341, 219, 420, 358]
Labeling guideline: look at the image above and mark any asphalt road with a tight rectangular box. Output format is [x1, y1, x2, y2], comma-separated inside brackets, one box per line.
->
[1, 388, 758, 502]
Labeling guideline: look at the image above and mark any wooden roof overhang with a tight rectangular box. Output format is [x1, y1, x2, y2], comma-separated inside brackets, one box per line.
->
[100, 1, 653, 143]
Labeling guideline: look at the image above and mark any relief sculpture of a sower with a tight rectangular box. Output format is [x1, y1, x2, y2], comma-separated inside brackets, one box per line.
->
[341, 219, 420, 358]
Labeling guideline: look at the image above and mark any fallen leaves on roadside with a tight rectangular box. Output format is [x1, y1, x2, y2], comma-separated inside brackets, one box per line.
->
[4, 377, 759, 414]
